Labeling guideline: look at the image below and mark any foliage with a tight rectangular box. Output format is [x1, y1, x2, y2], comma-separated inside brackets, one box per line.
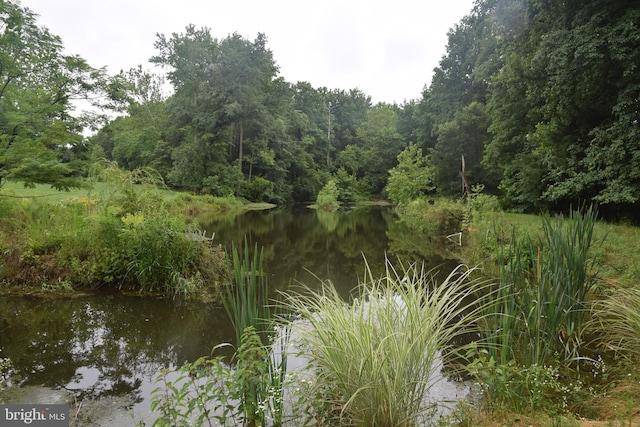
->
[152, 324, 291, 427]
[89, 161, 166, 216]
[0, 0, 124, 190]
[397, 197, 465, 237]
[466, 352, 562, 413]
[385, 142, 435, 205]
[315, 179, 340, 211]
[0, 166, 225, 297]
[153, 240, 290, 427]
[241, 176, 275, 203]
[471, 206, 601, 413]
[115, 214, 209, 296]
[222, 240, 272, 346]
[282, 258, 489, 426]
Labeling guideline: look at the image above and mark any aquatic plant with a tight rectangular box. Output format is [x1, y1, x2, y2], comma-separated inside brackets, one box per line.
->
[222, 240, 272, 345]
[472, 205, 600, 411]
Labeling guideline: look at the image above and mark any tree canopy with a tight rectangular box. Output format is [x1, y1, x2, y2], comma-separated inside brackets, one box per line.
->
[0, 0, 123, 189]
[4, 0, 640, 220]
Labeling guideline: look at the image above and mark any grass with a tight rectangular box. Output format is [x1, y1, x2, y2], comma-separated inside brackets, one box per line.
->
[282, 258, 490, 426]
[463, 209, 639, 290]
[0, 175, 234, 297]
[453, 204, 640, 424]
[590, 287, 640, 360]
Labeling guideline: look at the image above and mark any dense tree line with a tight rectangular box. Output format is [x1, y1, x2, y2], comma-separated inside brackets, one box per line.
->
[2, 0, 639, 219]
[422, 0, 640, 220]
[91, 26, 408, 204]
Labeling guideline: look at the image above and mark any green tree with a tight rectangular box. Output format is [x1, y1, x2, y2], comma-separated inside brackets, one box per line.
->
[95, 67, 171, 175]
[385, 142, 435, 205]
[417, 4, 496, 152]
[0, 0, 119, 189]
[483, 0, 640, 215]
[352, 103, 406, 194]
[151, 28, 282, 196]
[431, 102, 492, 196]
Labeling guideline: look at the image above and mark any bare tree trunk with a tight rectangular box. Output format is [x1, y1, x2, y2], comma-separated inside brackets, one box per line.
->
[238, 120, 244, 172]
[460, 154, 472, 199]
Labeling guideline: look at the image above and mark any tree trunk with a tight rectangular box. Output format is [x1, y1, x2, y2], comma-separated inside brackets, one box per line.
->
[460, 154, 472, 199]
[238, 120, 244, 172]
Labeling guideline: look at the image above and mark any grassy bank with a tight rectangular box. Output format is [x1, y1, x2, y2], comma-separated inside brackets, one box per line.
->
[463, 209, 640, 290]
[397, 198, 640, 425]
[0, 171, 247, 298]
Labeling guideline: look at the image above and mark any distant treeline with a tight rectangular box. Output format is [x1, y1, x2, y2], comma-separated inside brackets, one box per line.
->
[2, 0, 639, 220]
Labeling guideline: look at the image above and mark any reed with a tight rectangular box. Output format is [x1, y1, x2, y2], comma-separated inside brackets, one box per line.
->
[481, 205, 599, 368]
[222, 239, 271, 347]
[283, 258, 488, 426]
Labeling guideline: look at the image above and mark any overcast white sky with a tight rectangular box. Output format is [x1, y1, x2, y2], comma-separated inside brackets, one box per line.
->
[20, 0, 476, 105]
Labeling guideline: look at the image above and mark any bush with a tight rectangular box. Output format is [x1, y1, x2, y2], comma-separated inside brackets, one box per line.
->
[315, 179, 340, 211]
[242, 176, 275, 202]
[397, 198, 465, 236]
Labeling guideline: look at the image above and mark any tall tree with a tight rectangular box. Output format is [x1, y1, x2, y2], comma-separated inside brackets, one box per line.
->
[151, 28, 279, 194]
[0, 0, 118, 189]
[432, 101, 492, 196]
[347, 103, 406, 194]
[483, 0, 640, 214]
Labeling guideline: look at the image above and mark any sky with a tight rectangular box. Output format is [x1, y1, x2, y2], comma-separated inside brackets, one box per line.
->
[19, 0, 476, 105]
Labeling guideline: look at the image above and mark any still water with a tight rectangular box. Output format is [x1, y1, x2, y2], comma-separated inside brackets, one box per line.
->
[0, 206, 460, 423]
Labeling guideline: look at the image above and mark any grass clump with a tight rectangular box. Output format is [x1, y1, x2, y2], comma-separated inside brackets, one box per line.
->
[283, 259, 488, 426]
[591, 288, 640, 361]
[469, 205, 602, 414]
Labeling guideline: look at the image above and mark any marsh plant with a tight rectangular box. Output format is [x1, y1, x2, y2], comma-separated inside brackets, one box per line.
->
[152, 241, 290, 427]
[223, 240, 272, 345]
[472, 205, 600, 411]
[283, 259, 489, 427]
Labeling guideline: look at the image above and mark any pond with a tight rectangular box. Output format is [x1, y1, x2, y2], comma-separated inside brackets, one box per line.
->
[0, 205, 463, 425]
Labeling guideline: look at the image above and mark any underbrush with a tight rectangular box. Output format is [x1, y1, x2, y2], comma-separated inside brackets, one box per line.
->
[0, 167, 233, 297]
[396, 197, 466, 236]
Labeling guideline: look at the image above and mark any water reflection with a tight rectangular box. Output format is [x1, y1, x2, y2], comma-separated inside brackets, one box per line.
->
[0, 295, 233, 407]
[202, 205, 460, 298]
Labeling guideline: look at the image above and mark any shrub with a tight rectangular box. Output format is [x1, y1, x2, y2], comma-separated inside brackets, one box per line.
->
[315, 179, 340, 211]
[385, 142, 434, 205]
[242, 176, 275, 202]
[397, 198, 465, 236]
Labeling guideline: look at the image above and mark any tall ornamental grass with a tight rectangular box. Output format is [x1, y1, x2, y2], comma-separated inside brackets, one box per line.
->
[590, 287, 640, 360]
[283, 259, 489, 427]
